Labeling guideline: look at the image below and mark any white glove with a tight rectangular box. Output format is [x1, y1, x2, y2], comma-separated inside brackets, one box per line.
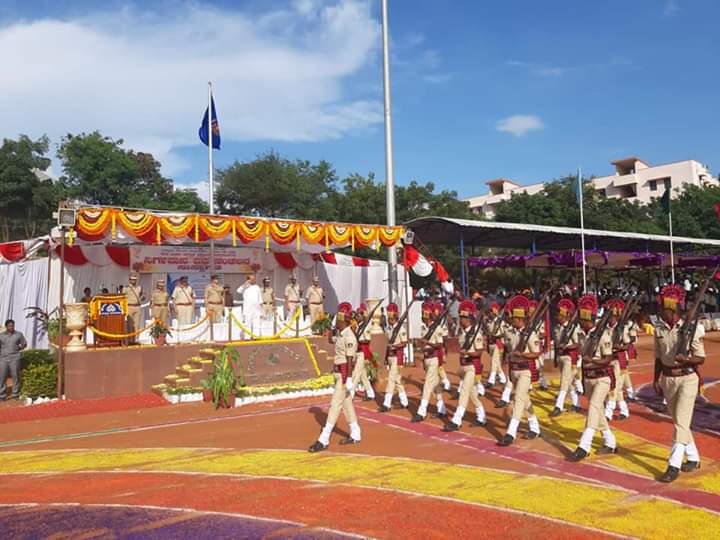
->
[345, 378, 354, 392]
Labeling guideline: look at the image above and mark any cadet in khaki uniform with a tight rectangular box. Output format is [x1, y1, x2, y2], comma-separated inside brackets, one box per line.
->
[411, 302, 447, 422]
[204, 274, 224, 323]
[485, 303, 507, 387]
[284, 275, 301, 320]
[432, 302, 453, 393]
[498, 295, 542, 446]
[151, 280, 169, 326]
[125, 273, 145, 343]
[569, 294, 618, 461]
[261, 277, 275, 318]
[529, 300, 549, 390]
[623, 319, 639, 401]
[171, 276, 195, 325]
[654, 284, 705, 483]
[309, 302, 361, 452]
[550, 298, 582, 417]
[305, 276, 325, 325]
[605, 299, 631, 420]
[352, 303, 376, 401]
[379, 303, 408, 412]
[443, 301, 487, 431]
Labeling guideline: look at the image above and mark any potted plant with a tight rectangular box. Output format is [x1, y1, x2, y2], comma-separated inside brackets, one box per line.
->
[200, 378, 212, 402]
[207, 346, 243, 409]
[311, 313, 332, 335]
[25, 307, 68, 346]
[149, 320, 171, 346]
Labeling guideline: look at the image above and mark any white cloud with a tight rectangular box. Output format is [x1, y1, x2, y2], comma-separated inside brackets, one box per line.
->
[177, 180, 210, 203]
[663, 0, 680, 16]
[507, 60, 566, 77]
[496, 115, 544, 137]
[0, 1, 381, 176]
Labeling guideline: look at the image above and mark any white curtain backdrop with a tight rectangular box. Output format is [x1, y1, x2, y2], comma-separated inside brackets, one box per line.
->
[0, 258, 49, 348]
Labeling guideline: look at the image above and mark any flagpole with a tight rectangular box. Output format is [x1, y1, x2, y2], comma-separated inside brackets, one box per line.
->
[208, 81, 215, 274]
[578, 167, 587, 293]
[668, 197, 675, 284]
[381, 0, 397, 304]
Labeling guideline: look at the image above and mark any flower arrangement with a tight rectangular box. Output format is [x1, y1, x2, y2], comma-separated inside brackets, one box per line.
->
[311, 313, 333, 335]
[149, 320, 172, 338]
[201, 346, 244, 409]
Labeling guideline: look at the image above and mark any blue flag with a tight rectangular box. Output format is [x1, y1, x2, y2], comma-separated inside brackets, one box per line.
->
[199, 95, 221, 149]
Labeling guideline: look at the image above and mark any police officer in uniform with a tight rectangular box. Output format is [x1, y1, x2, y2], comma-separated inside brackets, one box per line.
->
[125, 272, 145, 343]
[605, 299, 631, 421]
[411, 302, 447, 422]
[172, 276, 195, 325]
[379, 303, 409, 412]
[485, 303, 507, 387]
[309, 302, 361, 452]
[284, 275, 302, 320]
[443, 300, 487, 431]
[151, 280, 169, 326]
[654, 284, 705, 483]
[261, 277, 275, 318]
[305, 276, 325, 325]
[204, 274, 225, 323]
[569, 294, 618, 461]
[352, 303, 376, 401]
[550, 298, 582, 417]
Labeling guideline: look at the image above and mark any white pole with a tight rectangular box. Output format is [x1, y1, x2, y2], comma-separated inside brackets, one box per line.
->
[208, 81, 216, 274]
[669, 207, 675, 284]
[578, 167, 587, 293]
[381, 0, 397, 304]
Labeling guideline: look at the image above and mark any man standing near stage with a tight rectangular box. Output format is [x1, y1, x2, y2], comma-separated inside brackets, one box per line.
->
[0, 320, 27, 401]
[125, 272, 145, 343]
[284, 274, 302, 320]
[309, 302, 361, 452]
[172, 276, 195, 325]
[204, 274, 225, 323]
[305, 276, 325, 325]
[151, 280, 169, 326]
[261, 277, 275, 318]
[237, 274, 262, 325]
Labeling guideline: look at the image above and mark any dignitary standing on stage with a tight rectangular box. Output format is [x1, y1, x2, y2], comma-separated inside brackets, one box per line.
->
[171, 276, 195, 325]
[151, 279, 169, 326]
[309, 302, 361, 452]
[569, 294, 618, 461]
[443, 300, 487, 431]
[411, 302, 447, 422]
[550, 298, 582, 417]
[284, 274, 302, 320]
[261, 277, 275, 318]
[379, 303, 409, 412]
[125, 272, 145, 342]
[654, 284, 705, 483]
[498, 295, 542, 446]
[237, 274, 262, 325]
[204, 274, 225, 323]
[305, 276, 325, 324]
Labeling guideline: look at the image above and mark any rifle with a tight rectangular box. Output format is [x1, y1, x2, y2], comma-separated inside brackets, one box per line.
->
[388, 297, 418, 345]
[555, 308, 580, 367]
[516, 287, 556, 352]
[580, 306, 613, 359]
[422, 302, 451, 341]
[461, 311, 487, 352]
[676, 266, 719, 358]
[612, 293, 640, 349]
[355, 298, 385, 339]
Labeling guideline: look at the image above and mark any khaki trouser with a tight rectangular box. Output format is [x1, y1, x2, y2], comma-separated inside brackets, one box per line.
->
[558, 355, 574, 393]
[309, 304, 324, 324]
[286, 302, 300, 320]
[510, 369, 534, 422]
[127, 307, 141, 343]
[421, 357, 443, 402]
[176, 306, 194, 325]
[263, 303, 274, 318]
[622, 370, 634, 393]
[326, 372, 357, 428]
[384, 353, 405, 397]
[610, 360, 622, 401]
[151, 306, 169, 326]
[207, 304, 223, 324]
[663, 372, 698, 445]
[438, 365, 449, 382]
[490, 346, 504, 377]
[457, 364, 482, 414]
[585, 376, 611, 431]
[352, 352, 373, 391]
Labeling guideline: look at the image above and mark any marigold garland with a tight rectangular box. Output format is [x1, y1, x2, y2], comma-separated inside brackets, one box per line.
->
[269, 221, 297, 245]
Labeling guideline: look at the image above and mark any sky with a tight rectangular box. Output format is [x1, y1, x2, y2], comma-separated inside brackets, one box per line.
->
[1, 0, 719, 201]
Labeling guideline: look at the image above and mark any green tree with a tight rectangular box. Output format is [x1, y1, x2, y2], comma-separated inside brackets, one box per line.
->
[648, 184, 720, 240]
[0, 135, 58, 241]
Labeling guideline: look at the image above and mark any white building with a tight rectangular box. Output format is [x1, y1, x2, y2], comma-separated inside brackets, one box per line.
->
[465, 157, 717, 218]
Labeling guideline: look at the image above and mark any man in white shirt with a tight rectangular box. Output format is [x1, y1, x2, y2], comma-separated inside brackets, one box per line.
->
[237, 274, 262, 325]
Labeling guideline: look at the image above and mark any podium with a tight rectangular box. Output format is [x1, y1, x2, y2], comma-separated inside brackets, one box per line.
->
[89, 295, 127, 347]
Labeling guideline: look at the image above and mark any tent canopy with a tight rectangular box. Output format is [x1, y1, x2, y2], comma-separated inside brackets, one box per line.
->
[405, 216, 720, 253]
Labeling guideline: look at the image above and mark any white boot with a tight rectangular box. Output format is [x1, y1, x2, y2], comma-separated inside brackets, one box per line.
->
[506, 418, 520, 439]
[476, 405, 486, 423]
[500, 384, 512, 403]
[669, 443, 686, 468]
[575, 379, 584, 394]
[436, 398, 446, 416]
[602, 429, 616, 450]
[487, 372, 496, 385]
[382, 393, 392, 409]
[528, 415, 541, 435]
[349, 421, 361, 442]
[442, 378, 451, 391]
[605, 400, 616, 420]
[417, 399, 428, 418]
[451, 405, 465, 426]
[579, 428, 595, 452]
[686, 441, 700, 463]
[499, 371, 507, 384]
[476, 382, 485, 397]
[399, 391, 409, 408]
[318, 423, 333, 446]
[619, 400, 629, 418]
[570, 390, 579, 408]
[554, 390, 567, 411]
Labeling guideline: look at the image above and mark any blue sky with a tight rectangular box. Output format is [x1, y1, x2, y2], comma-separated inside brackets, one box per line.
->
[2, 0, 718, 200]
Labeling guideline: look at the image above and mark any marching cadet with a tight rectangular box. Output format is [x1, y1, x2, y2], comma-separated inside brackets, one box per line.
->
[485, 303, 508, 387]
[352, 303, 376, 401]
[623, 317, 639, 401]
[550, 298, 582, 417]
[498, 295, 542, 445]
[151, 279, 169, 326]
[529, 300, 549, 391]
[443, 300, 487, 431]
[171, 276, 195, 325]
[379, 303, 409, 412]
[433, 302, 453, 393]
[569, 294, 618, 461]
[204, 274, 225, 324]
[284, 274, 302, 320]
[125, 272, 145, 343]
[411, 301, 447, 422]
[309, 302, 361, 452]
[654, 284, 704, 483]
[305, 276, 325, 324]
[604, 299, 631, 421]
[261, 277, 275, 318]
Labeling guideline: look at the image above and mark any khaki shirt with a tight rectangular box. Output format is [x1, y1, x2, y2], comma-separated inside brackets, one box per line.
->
[151, 290, 168, 306]
[503, 326, 541, 355]
[609, 322, 631, 348]
[204, 283, 224, 305]
[306, 285, 324, 304]
[125, 284, 144, 307]
[554, 321, 580, 351]
[420, 322, 444, 346]
[172, 285, 195, 306]
[654, 319, 705, 368]
[261, 287, 274, 305]
[334, 326, 358, 365]
[578, 327, 613, 360]
[458, 325, 484, 353]
[285, 284, 301, 303]
[386, 322, 407, 348]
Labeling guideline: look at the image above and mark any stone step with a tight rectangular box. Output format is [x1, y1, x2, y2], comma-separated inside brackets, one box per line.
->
[163, 374, 180, 386]
[151, 383, 168, 397]
[171, 377, 191, 388]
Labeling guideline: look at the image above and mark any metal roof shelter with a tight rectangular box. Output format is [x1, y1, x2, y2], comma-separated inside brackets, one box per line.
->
[405, 216, 720, 294]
